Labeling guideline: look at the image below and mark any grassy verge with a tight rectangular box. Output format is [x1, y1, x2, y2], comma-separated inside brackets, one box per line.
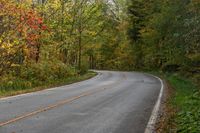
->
[165, 74, 200, 132]
[0, 71, 97, 98]
[150, 71, 200, 132]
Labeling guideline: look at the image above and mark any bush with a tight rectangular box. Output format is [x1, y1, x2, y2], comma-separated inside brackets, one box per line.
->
[176, 91, 200, 133]
[78, 63, 89, 75]
[0, 61, 79, 92]
[167, 75, 200, 132]
[19, 61, 77, 81]
[162, 64, 180, 72]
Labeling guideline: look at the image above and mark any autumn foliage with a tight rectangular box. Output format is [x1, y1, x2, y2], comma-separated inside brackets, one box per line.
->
[0, 0, 47, 74]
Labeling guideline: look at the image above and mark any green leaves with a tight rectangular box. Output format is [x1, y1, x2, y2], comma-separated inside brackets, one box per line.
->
[176, 94, 200, 133]
[167, 75, 200, 133]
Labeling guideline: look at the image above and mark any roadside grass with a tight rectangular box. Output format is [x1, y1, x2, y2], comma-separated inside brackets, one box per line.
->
[0, 71, 97, 98]
[144, 71, 200, 132]
[166, 74, 200, 133]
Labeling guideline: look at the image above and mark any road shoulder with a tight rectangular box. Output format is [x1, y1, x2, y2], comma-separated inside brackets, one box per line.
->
[0, 71, 97, 99]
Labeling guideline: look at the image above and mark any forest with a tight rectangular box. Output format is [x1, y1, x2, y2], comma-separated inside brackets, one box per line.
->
[0, 0, 199, 132]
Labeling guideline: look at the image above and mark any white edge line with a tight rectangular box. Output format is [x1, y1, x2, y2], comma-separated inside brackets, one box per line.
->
[144, 74, 164, 133]
[0, 70, 164, 131]
[0, 71, 101, 101]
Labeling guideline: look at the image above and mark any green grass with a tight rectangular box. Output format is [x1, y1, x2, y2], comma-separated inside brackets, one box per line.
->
[165, 74, 200, 133]
[0, 71, 97, 98]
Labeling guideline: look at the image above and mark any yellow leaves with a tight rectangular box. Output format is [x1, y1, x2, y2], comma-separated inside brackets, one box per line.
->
[23, 46, 29, 59]
[47, 0, 62, 9]
[0, 39, 21, 55]
[2, 41, 13, 49]
[87, 31, 97, 36]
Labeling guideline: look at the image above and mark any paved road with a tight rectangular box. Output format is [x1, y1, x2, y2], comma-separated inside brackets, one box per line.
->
[0, 71, 161, 133]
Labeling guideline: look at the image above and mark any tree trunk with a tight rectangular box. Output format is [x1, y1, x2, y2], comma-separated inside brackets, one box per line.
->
[78, 32, 82, 70]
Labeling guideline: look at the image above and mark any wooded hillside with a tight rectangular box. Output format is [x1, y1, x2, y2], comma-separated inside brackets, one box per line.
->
[1, 0, 199, 92]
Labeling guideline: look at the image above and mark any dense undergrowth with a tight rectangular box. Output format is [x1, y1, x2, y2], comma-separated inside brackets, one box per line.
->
[164, 74, 200, 133]
[0, 61, 96, 97]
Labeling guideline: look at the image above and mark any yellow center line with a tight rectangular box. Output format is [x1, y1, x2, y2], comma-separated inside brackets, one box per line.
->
[0, 91, 93, 127]
[0, 73, 126, 127]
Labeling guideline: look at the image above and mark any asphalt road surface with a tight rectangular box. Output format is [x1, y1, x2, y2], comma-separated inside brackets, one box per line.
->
[0, 71, 161, 133]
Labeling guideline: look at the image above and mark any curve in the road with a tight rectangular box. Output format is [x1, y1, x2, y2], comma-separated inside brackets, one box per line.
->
[0, 71, 163, 133]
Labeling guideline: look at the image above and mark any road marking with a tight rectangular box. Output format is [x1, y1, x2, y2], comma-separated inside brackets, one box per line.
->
[0, 72, 101, 101]
[144, 74, 164, 133]
[0, 91, 94, 127]
[0, 72, 126, 127]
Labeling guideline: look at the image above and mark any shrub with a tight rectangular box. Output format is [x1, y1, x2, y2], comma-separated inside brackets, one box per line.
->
[0, 61, 79, 92]
[78, 63, 89, 75]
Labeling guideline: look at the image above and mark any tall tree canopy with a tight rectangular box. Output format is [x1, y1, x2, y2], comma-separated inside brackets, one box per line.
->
[0, 0, 199, 75]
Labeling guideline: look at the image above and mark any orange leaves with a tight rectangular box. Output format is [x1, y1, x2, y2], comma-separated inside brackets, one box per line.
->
[37, 18, 43, 24]
[20, 17, 25, 21]
[0, 0, 48, 62]
[1, 0, 47, 35]
[20, 10, 46, 32]
[16, 9, 47, 44]
[41, 25, 47, 30]
[27, 34, 40, 41]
